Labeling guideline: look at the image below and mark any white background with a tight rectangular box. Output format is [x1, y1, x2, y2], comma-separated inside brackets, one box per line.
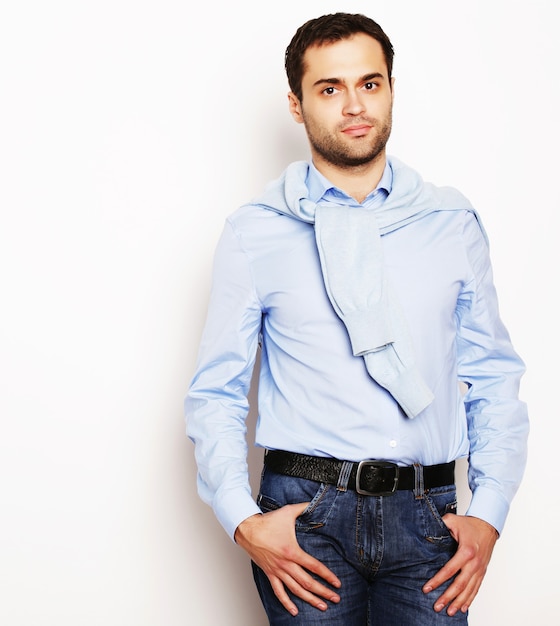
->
[1, 1, 557, 624]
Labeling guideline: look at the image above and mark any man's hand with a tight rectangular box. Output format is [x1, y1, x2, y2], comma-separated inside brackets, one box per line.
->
[422, 514, 499, 616]
[234, 502, 341, 617]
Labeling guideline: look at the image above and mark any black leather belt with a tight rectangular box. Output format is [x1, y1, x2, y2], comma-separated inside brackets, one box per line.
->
[264, 450, 455, 496]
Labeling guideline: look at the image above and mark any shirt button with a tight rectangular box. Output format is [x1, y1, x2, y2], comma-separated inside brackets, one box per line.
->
[389, 439, 397, 448]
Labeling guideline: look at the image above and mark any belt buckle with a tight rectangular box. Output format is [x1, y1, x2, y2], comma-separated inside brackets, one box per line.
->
[356, 460, 399, 496]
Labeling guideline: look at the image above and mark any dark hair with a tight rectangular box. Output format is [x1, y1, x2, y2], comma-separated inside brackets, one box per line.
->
[285, 13, 394, 101]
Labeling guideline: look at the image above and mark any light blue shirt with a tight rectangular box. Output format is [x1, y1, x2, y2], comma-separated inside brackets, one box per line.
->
[186, 160, 528, 540]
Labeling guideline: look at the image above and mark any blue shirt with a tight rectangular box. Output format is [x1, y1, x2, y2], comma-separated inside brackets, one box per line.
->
[186, 161, 528, 540]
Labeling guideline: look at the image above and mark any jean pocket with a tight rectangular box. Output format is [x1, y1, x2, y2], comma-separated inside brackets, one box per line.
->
[422, 486, 457, 543]
[256, 469, 335, 531]
[296, 482, 334, 531]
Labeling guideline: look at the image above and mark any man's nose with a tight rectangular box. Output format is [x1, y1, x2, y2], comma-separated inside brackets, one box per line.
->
[342, 89, 366, 115]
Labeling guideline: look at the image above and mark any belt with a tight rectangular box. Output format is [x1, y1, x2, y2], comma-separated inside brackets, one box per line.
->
[264, 450, 455, 496]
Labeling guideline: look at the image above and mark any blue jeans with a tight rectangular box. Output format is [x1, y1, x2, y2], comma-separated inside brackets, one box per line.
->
[252, 466, 467, 625]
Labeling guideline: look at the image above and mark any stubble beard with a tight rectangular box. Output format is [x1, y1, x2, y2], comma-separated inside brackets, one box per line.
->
[303, 110, 393, 170]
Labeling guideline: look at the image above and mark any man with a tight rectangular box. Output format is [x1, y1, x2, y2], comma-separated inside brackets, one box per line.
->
[186, 13, 528, 625]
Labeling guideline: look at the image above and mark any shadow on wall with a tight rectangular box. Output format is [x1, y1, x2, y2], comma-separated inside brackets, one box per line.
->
[247, 349, 265, 497]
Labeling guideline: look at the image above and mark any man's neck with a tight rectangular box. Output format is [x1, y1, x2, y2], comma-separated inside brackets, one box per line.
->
[311, 153, 387, 204]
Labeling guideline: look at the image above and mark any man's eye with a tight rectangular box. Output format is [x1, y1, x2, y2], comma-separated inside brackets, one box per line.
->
[364, 82, 377, 91]
[323, 86, 336, 95]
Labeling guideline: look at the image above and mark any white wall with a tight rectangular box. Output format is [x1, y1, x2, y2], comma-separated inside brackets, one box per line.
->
[1, 1, 557, 624]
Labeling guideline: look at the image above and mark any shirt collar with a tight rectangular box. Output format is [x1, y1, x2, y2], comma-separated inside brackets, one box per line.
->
[306, 160, 393, 206]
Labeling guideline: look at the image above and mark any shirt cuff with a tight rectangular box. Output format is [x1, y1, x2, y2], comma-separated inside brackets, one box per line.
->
[465, 485, 510, 535]
[214, 488, 262, 542]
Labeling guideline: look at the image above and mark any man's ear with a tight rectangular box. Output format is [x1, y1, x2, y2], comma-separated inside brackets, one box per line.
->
[287, 92, 304, 124]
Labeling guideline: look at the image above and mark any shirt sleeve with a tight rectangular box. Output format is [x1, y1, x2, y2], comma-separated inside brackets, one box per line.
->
[456, 212, 529, 534]
[185, 218, 264, 540]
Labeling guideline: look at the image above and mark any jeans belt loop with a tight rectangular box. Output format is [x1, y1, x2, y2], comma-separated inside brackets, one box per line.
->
[336, 461, 354, 492]
[413, 462, 424, 499]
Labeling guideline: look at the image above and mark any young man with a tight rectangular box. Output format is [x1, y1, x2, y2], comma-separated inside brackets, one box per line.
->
[186, 13, 528, 625]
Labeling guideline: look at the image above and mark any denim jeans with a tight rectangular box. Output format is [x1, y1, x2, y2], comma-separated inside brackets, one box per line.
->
[252, 466, 467, 625]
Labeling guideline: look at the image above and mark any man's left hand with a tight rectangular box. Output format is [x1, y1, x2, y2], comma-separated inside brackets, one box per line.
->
[422, 514, 499, 616]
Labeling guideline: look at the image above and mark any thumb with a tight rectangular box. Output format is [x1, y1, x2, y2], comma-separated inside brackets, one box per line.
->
[283, 501, 311, 520]
[441, 513, 460, 540]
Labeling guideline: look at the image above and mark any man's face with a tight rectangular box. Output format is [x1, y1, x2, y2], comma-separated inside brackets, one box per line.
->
[289, 33, 394, 169]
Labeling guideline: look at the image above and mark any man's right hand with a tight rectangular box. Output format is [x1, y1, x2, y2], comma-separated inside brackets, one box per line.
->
[234, 502, 342, 617]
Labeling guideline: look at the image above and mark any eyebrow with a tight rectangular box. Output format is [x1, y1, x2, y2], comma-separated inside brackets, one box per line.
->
[312, 72, 386, 88]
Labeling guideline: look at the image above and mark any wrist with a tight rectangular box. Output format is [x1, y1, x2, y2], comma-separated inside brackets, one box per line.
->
[234, 513, 263, 544]
[467, 514, 500, 539]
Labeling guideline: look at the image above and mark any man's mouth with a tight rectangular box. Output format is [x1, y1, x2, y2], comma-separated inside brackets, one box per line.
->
[341, 124, 372, 137]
